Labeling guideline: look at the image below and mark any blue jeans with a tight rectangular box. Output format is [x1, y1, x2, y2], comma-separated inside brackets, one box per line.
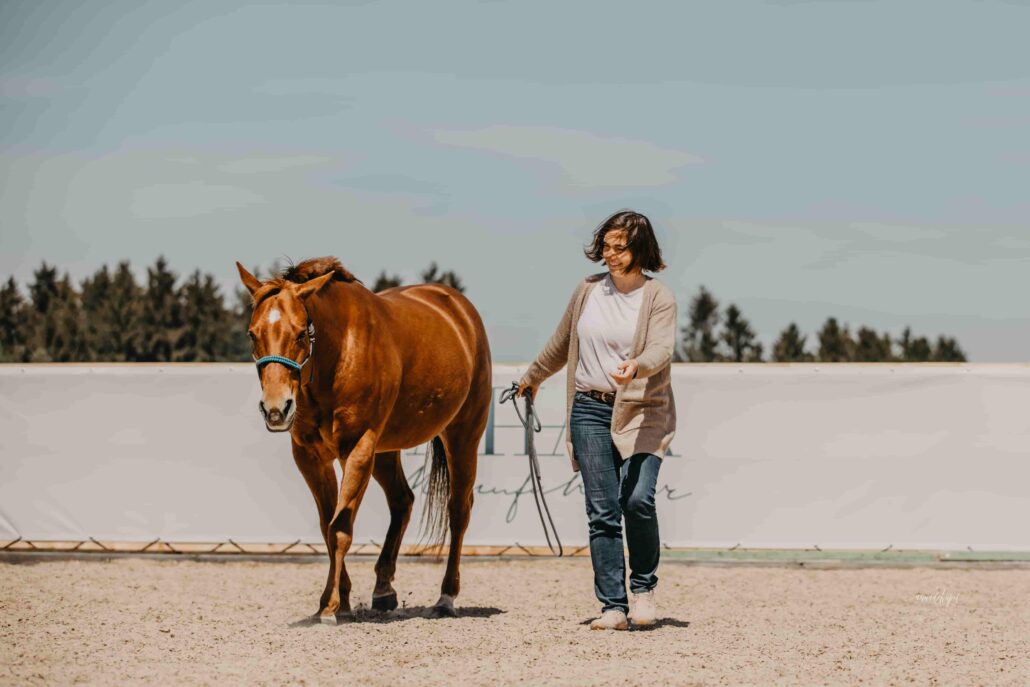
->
[570, 392, 662, 614]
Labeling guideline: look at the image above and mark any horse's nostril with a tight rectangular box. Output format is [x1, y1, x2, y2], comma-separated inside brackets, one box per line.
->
[259, 401, 268, 418]
[283, 399, 293, 416]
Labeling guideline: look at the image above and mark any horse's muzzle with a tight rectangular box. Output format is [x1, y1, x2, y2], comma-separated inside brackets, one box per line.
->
[260, 399, 294, 432]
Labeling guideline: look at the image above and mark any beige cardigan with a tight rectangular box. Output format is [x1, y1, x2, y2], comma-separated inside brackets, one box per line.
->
[520, 272, 678, 471]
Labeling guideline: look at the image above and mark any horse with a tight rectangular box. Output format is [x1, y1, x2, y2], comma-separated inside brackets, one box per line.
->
[236, 257, 491, 624]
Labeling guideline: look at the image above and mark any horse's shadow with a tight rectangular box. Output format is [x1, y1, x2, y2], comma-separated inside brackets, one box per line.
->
[289, 605, 506, 627]
[577, 617, 691, 631]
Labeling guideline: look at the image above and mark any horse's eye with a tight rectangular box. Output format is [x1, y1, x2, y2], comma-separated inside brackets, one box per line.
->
[296, 332, 306, 342]
[247, 331, 257, 341]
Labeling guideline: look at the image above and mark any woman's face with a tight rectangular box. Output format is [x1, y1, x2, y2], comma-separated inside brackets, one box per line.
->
[602, 229, 636, 275]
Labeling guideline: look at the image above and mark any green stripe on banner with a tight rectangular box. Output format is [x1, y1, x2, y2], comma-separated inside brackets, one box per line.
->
[661, 549, 1030, 566]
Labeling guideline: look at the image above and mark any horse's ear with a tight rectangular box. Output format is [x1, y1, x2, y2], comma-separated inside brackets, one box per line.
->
[295, 272, 334, 300]
[236, 262, 262, 296]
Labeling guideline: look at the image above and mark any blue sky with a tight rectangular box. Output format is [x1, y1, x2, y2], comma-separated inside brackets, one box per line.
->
[1, 0, 1028, 361]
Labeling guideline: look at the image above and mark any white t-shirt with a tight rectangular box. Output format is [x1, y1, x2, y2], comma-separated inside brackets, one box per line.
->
[574, 274, 644, 393]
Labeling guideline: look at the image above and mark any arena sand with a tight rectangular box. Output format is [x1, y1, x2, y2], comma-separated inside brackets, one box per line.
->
[2, 557, 1028, 686]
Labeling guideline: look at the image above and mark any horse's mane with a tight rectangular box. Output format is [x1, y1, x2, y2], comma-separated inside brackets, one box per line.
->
[252, 256, 362, 305]
[283, 257, 359, 285]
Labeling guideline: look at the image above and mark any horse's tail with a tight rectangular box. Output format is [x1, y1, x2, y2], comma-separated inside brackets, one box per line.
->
[419, 436, 450, 555]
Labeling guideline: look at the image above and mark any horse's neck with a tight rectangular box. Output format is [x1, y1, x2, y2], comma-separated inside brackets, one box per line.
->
[310, 280, 379, 345]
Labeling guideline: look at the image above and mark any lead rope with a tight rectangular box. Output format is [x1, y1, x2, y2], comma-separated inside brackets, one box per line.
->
[499, 382, 563, 557]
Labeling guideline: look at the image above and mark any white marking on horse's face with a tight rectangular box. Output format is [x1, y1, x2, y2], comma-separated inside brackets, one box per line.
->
[267, 308, 281, 325]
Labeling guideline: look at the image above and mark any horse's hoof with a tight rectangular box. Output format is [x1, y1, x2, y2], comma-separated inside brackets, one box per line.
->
[320, 610, 355, 625]
[430, 603, 458, 618]
[371, 592, 398, 612]
[430, 594, 457, 618]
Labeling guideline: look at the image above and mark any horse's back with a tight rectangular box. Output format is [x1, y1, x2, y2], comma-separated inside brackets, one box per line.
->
[378, 283, 490, 358]
[371, 283, 492, 448]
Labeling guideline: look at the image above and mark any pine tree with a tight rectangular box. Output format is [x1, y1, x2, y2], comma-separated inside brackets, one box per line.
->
[720, 304, 764, 362]
[24, 263, 56, 360]
[817, 318, 856, 362]
[373, 271, 404, 293]
[898, 327, 932, 361]
[80, 265, 114, 360]
[22, 266, 89, 362]
[880, 332, 895, 361]
[681, 286, 721, 362]
[898, 327, 912, 360]
[908, 337, 932, 361]
[931, 336, 967, 362]
[177, 271, 232, 361]
[139, 256, 181, 362]
[28, 262, 59, 316]
[854, 326, 893, 362]
[48, 273, 89, 361]
[772, 323, 814, 362]
[420, 262, 466, 293]
[105, 262, 143, 361]
[24, 263, 89, 361]
[230, 284, 254, 361]
[0, 277, 29, 362]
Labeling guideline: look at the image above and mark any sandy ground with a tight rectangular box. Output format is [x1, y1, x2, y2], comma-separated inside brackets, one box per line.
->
[1, 557, 1028, 686]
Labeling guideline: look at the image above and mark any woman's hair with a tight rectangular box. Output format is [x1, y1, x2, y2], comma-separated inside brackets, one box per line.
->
[584, 210, 667, 273]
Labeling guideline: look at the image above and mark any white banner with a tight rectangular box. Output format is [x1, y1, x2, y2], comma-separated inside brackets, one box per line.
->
[1, 363, 1028, 550]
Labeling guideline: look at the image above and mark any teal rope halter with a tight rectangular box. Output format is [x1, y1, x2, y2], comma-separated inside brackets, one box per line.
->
[253, 321, 316, 383]
[254, 354, 305, 372]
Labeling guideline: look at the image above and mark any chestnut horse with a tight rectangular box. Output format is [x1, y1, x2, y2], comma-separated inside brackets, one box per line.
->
[236, 257, 491, 624]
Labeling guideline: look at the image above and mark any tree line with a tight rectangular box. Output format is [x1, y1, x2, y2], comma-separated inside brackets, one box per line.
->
[677, 286, 966, 362]
[0, 259, 465, 363]
[0, 259, 964, 363]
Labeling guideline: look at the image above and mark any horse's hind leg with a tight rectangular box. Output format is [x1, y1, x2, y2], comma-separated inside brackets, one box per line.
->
[433, 428, 479, 617]
[370, 450, 414, 611]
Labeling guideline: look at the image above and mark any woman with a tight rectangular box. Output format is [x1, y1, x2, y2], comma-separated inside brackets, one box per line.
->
[518, 210, 677, 631]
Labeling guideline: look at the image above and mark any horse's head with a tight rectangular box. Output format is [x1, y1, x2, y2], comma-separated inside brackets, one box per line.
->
[236, 262, 333, 432]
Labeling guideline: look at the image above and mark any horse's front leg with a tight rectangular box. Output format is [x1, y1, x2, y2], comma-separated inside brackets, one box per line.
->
[291, 434, 338, 616]
[320, 430, 377, 625]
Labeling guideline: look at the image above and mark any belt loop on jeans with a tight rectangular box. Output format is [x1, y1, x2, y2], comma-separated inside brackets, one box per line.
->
[585, 389, 616, 406]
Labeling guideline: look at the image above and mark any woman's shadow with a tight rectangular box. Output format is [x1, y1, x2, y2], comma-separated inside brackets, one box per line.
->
[289, 605, 505, 627]
[577, 617, 690, 632]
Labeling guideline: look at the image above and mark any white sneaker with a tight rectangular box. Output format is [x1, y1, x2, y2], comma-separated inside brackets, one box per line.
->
[589, 609, 629, 631]
[628, 589, 657, 626]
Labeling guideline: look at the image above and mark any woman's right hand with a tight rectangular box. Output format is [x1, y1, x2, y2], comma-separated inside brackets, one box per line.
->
[516, 381, 538, 401]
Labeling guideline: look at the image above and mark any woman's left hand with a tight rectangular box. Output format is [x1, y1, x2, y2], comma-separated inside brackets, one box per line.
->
[610, 359, 639, 385]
